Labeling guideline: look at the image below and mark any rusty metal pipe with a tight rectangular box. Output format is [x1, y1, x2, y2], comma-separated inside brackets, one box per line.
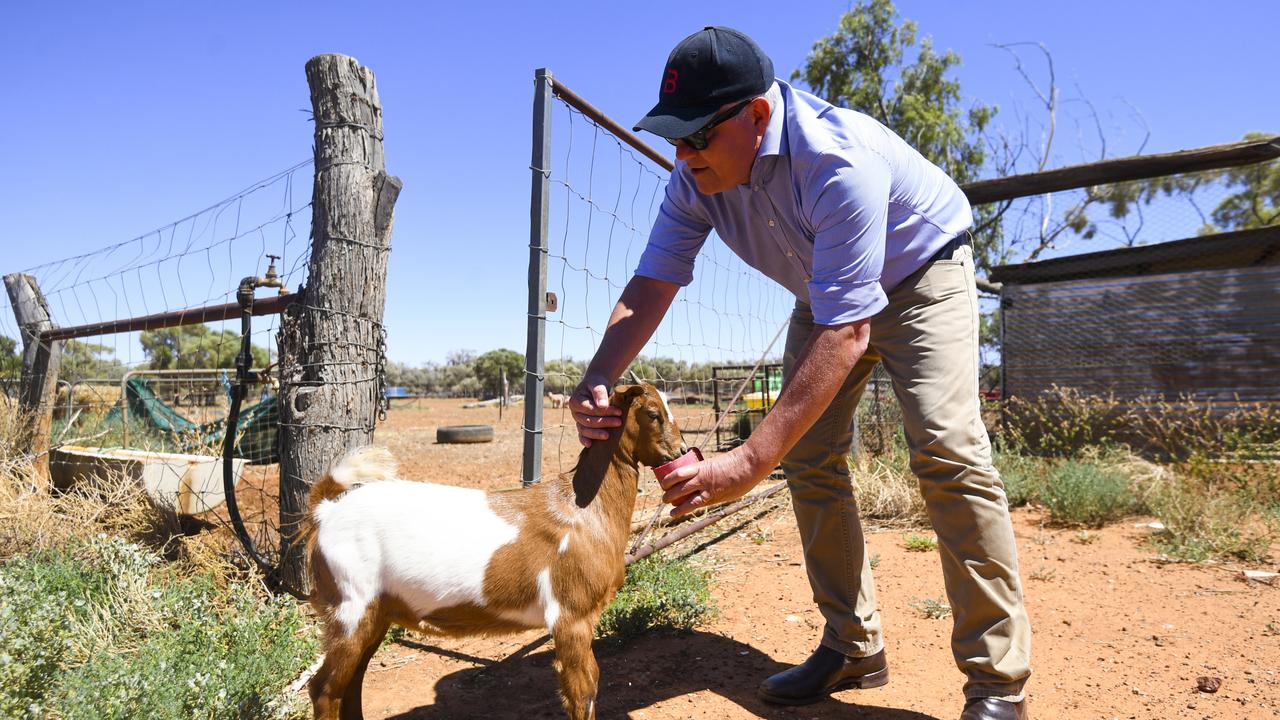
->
[41, 293, 297, 344]
[550, 81, 674, 173]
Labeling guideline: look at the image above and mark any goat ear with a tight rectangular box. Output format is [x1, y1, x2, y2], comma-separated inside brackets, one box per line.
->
[610, 384, 647, 406]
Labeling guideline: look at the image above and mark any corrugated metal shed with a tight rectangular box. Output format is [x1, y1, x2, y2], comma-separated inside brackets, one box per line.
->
[992, 226, 1280, 406]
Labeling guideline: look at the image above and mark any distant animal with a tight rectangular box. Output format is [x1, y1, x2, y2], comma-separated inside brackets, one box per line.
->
[547, 392, 569, 408]
[300, 383, 687, 720]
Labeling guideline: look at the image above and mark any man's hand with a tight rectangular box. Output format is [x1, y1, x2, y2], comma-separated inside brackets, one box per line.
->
[569, 375, 622, 447]
[656, 446, 769, 518]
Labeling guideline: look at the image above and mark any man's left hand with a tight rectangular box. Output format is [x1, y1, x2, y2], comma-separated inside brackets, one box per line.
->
[657, 447, 768, 518]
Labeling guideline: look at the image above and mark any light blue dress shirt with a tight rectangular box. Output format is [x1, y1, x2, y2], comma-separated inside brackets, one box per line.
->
[635, 80, 973, 326]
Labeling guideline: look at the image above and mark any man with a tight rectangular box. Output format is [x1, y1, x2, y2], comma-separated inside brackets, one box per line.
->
[570, 26, 1030, 720]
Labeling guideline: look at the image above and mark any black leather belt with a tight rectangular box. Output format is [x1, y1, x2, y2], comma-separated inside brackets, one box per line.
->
[929, 231, 973, 262]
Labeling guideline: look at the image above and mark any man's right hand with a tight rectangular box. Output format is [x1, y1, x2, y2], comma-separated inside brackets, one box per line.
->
[570, 375, 623, 447]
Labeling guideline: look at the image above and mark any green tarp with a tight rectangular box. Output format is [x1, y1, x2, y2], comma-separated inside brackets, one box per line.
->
[106, 377, 279, 464]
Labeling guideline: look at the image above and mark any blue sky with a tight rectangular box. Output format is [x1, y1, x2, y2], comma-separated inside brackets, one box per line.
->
[3, 1, 1274, 366]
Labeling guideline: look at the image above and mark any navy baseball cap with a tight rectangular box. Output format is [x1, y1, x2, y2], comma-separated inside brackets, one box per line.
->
[634, 26, 775, 140]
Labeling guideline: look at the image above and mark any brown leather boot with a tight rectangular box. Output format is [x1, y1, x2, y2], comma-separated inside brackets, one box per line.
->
[756, 646, 888, 705]
[960, 698, 1027, 720]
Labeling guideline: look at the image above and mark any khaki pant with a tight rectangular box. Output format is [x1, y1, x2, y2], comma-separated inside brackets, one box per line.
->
[781, 244, 1031, 701]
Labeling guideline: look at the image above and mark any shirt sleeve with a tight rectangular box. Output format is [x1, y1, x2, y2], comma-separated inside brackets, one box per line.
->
[802, 147, 891, 325]
[634, 166, 712, 287]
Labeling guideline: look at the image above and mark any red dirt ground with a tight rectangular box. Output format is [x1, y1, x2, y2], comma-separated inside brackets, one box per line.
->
[340, 398, 1279, 720]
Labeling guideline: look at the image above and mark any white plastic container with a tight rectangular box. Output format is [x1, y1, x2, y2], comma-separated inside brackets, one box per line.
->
[51, 445, 246, 515]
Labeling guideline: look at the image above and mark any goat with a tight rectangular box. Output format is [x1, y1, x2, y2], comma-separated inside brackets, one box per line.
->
[300, 383, 686, 720]
[547, 391, 569, 409]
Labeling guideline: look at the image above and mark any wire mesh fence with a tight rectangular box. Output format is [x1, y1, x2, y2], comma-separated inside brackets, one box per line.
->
[985, 150, 1279, 456]
[3, 55, 396, 595]
[989, 157, 1280, 267]
[532, 76, 795, 531]
[1, 161, 312, 569]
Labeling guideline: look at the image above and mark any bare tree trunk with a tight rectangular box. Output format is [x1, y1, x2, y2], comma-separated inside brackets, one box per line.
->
[3, 273, 63, 478]
[277, 55, 400, 593]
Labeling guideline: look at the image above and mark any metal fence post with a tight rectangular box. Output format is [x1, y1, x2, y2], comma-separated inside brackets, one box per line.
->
[523, 68, 552, 487]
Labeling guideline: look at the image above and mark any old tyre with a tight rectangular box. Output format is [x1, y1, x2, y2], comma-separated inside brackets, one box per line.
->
[436, 424, 495, 444]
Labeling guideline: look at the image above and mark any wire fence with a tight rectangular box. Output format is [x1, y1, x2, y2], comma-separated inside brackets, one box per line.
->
[989, 157, 1280, 267]
[1, 161, 313, 564]
[988, 156, 1279, 399]
[530, 76, 796, 532]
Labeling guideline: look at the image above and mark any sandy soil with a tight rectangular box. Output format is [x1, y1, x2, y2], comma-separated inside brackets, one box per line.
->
[334, 398, 1279, 720]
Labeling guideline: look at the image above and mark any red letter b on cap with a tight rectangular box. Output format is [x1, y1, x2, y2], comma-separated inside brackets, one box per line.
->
[662, 68, 678, 94]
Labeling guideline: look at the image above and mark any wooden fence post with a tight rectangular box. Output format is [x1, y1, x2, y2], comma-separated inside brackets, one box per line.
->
[276, 54, 400, 593]
[3, 273, 63, 476]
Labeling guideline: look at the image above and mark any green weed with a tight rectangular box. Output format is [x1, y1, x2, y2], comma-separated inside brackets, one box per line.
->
[1028, 565, 1056, 582]
[1072, 530, 1099, 545]
[995, 451, 1049, 507]
[910, 597, 951, 620]
[902, 534, 938, 552]
[0, 535, 317, 720]
[597, 554, 717, 640]
[1145, 476, 1276, 562]
[1041, 460, 1135, 527]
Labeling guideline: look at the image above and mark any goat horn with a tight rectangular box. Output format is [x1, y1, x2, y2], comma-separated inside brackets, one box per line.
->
[628, 370, 644, 385]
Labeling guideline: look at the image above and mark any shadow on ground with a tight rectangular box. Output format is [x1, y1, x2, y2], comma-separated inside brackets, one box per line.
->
[384, 631, 940, 720]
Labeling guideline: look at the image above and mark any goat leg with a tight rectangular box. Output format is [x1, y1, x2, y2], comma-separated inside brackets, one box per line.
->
[341, 618, 389, 720]
[311, 606, 390, 720]
[551, 618, 600, 720]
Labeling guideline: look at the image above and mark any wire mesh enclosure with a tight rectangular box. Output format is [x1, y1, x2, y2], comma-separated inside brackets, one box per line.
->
[0, 163, 310, 568]
[522, 72, 801, 546]
[1, 54, 397, 598]
[524, 72, 794, 495]
[519, 71, 798, 538]
[988, 157, 1280, 410]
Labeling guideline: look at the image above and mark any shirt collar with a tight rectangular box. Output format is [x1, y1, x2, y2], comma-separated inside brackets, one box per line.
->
[756, 81, 786, 159]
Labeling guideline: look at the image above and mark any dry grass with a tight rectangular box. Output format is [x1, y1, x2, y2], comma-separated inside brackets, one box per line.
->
[848, 445, 928, 527]
[0, 457, 177, 562]
[1001, 385, 1280, 461]
[53, 382, 122, 419]
[0, 402, 236, 579]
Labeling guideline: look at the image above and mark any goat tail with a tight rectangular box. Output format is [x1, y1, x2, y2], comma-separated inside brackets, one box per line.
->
[295, 446, 399, 552]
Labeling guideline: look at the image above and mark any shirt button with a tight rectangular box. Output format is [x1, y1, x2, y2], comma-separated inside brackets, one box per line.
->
[786, 250, 795, 257]
[768, 219, 776, 227]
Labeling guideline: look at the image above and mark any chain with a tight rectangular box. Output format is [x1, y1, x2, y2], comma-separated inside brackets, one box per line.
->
[375, 324, 389, 422]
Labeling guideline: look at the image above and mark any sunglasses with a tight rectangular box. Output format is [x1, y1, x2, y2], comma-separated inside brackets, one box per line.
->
[667, 98, 755, 151]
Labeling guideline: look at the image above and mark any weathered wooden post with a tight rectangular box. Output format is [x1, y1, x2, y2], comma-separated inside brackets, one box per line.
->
[3, 273, 63, 477]
[277, 54, 400, 593]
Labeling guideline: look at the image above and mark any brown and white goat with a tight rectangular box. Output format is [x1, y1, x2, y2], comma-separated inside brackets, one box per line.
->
[300, 383, 685, 720]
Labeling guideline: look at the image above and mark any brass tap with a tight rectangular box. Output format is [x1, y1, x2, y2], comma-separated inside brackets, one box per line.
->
[259, 254, 287, 294]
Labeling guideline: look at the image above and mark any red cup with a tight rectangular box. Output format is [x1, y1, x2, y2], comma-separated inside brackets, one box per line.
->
[653, 447, 703, 484]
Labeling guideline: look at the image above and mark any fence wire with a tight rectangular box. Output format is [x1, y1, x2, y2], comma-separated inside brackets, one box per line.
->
[537, 89, 795, 529]
[1, 161, 314, 570]
[991, 158, 1280, 266]
[988, 157, 1279, 450]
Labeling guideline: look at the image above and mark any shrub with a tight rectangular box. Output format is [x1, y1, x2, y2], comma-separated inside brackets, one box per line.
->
[1145, 476, 1277, 562]
[0, 554, 84, 719]
[848, 442, 927, 526]
[597, 554, 717, 639]
[1129, 398, 1280, 462]
[999, 386, 1132, 457]
[0, 535, 317, 720]
[995, 451, 1048, 507]
[997, 385, 1280, 462]
[1041, 459, 1135, 527]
